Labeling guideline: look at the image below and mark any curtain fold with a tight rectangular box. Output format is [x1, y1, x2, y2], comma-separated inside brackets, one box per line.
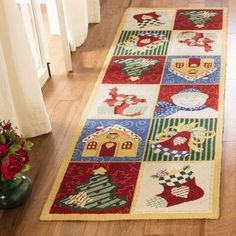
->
[62, 0, 100, 52]
[0, 0, 51, 138]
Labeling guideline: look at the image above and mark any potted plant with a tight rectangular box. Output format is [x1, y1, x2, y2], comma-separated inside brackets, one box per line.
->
[0, 120, 33, 209]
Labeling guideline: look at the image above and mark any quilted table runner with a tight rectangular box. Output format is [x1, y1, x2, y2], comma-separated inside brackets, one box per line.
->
[41, 8, 227, 220]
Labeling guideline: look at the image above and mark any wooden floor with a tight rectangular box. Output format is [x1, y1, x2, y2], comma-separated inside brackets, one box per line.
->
[1, 0, 236, 235]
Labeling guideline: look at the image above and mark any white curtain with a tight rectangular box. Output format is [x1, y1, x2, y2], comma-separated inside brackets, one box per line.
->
[62, 0, 100, 52]
[0, 0, 51, 138]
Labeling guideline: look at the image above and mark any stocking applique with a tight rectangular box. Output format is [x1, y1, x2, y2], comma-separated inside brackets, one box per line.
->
[147, 165, 204, 208]
[133, 12, 163, 29]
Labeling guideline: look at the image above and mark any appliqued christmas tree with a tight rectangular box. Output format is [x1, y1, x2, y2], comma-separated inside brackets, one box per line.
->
[151, 122, 215, 158]
[180, 11, 219, 28]
[113, 58, 160, 81]
[147, 165, 204, 208]
[133, 12, 163, 29]
[60, 167, 127, 210]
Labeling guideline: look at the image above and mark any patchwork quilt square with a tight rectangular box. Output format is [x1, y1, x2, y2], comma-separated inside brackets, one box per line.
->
[144, 118, 217, 161]
[114, 30, 171, 56]
[88, 84, 158, 119]
[161, 56, 221, 84]
[133, 162, 213, 213]
[50, 162, 140, 214]
[154, 85, 219, 118]
[123, 9, 176, 30]
[71, 119, 150, 162]
[168, 30, 222, 56]
[174, 9, 223, 30]
[102, 56, 166, 84]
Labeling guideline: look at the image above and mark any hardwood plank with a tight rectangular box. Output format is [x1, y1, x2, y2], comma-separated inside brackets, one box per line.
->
[223, 79, 236, 141]
[205, 0, 222, 7]
[204, 142, 236, 235]
[144, 219, 204, 236]
[226, 34, 236, 80]
[222, 0, 236, 33]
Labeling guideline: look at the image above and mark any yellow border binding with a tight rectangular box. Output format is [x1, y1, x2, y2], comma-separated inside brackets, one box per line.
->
[40, 7, 228, 221]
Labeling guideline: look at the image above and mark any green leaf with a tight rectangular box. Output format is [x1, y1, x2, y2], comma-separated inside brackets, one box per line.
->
[8, 144, 21, 154]
[0, 135, 6, 144]
[14, 173, 22, 179]
[23, 141, 33, 152]
[22, 164, 31, 173]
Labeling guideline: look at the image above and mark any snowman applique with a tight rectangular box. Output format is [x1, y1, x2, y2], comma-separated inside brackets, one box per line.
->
[155, 88, 218, 118]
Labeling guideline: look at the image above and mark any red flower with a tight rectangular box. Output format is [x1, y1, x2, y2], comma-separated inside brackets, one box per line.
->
[17, 149, 29, 164]
[0, 144, 8, 154]
[1, 155, 22, 180]
[3, 123, 11, 130]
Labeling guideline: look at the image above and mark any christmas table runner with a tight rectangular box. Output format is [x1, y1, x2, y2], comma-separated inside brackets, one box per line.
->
[41, 8, 227, 220]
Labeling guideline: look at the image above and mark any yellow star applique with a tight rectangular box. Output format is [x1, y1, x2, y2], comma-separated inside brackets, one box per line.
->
[93, 167, 107, 175]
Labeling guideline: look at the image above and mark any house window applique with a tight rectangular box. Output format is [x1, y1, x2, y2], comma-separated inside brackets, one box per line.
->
[82, 125, 142, 157]
[122, 141, 133, 149]
[87, 141, 97, 150]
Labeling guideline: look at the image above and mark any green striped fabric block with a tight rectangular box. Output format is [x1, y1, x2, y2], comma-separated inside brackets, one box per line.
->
[144, 118, 217, 161]
[114, 30, 171, 56]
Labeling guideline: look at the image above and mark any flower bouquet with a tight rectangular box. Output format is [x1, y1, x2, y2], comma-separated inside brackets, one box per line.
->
[0, 120, 33, 208]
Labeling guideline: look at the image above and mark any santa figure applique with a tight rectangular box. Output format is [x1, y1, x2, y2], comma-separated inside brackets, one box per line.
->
[133, 12, 164, 29]
[118, 32, 167, 53]
[151, 122, 215, 158]
[147, 165, 204, 208]
[155, 88, 218, 118]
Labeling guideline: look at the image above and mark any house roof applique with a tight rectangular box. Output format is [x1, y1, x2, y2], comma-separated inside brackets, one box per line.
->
[82, 124, 142, 143]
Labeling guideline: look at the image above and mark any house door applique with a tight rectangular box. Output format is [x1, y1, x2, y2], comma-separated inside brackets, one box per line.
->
[99, 142, 117, 157]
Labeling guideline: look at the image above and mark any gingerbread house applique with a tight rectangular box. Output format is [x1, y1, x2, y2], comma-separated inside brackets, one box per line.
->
[82, 125, 142, 157]
[169, 58, 216, 81]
